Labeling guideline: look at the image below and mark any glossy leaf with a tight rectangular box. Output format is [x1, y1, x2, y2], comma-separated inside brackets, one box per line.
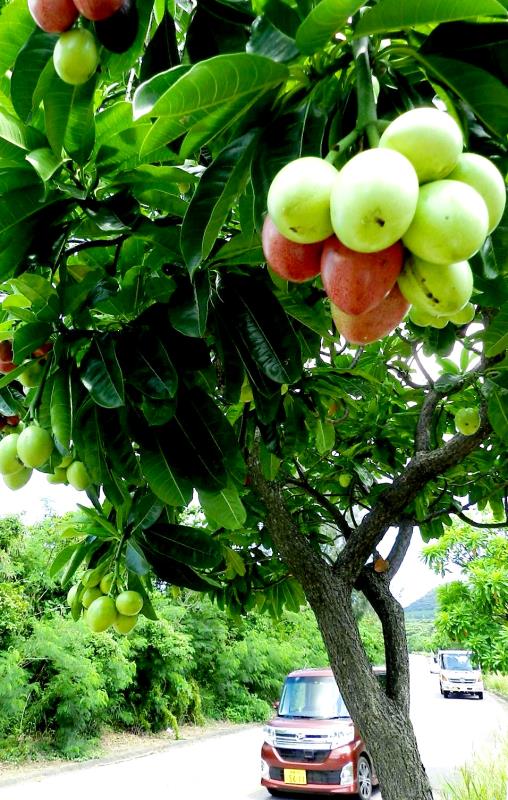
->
[50, 371, 72, 451]
[198, 481, 247, 530]
[355, 0, 507, 36]
[11, 28, 56, 123]
[122, 333, 178, 400]
[487, 385, 508, 443]
[80, 339, 125, 409]
[12, 321, 52, 363]
[168, 271, 210, 337]
[43, 65, 97, 161]
[484, 303, 508, 357]
[125, 540, 151, 576]
[142, 523, 224, 569]
[296, 0, 363, 54]
[140, 438, 193, 506]
[0, 0, 35, 77]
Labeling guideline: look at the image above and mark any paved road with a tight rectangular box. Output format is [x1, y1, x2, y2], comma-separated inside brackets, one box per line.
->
[0, 655, 506, 800]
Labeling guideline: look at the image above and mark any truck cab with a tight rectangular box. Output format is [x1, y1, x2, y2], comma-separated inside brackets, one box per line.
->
[438, 649, 483, 699]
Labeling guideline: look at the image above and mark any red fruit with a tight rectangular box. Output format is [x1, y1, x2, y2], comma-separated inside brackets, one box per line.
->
[0, 341, 15, 374]
[262, 216, 325, 283]
[331, 284, 409, 345]
[321, 237, 404, 316]
[28, 0, 79, 32]
[72, 0, 123, 20]
[32, 342, 53, 358]
[6, 416, 20, 427]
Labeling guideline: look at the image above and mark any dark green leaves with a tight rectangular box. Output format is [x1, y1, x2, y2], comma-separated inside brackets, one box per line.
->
[355, 0, 507, 37]
[121, 333, 178, 400]
[296, 0, 363, 54]
[486, 385, 508, 442]
[484, 303, 508, 357]
[80, 339, 125, 408]
[139, 523, 223, 589]
[180, 130, 259, 274]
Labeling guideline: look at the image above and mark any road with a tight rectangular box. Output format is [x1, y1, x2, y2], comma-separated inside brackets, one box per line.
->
[0, 655, 506, 800]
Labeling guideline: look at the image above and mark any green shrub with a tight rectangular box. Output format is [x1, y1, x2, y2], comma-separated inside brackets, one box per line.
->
[441, 738, 508, 799]
[484, 673, 508, 699]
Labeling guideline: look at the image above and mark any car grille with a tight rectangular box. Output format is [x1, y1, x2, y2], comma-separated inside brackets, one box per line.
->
[275, 747, 330, 763]
[274, 731, 333, 748]
[449, 678, 475, 684]
[270, 767, 342, 785]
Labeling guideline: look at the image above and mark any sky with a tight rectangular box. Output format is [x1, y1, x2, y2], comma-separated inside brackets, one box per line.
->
[0, 470, 453, 608]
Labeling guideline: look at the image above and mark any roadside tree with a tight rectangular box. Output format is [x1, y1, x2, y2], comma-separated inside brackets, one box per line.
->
[0, 1, 507, 798]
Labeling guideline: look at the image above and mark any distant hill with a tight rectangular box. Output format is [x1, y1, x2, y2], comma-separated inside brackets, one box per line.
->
[404, 588, 437, 620]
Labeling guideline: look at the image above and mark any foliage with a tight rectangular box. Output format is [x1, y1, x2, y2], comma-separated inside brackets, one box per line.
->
[441, 737, 508, 800]
[484, 673, 508, 698]
[405, 619, 436, 653]
[424, 525, 508, 671]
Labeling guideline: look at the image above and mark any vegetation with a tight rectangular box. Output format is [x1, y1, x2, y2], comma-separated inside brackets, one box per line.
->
[0, 1, 506, 798]
[484, 673, 508, 699]
[404, 589, 437, 621]
[0, 514, 384, 760]
[441, 737, 508, 800]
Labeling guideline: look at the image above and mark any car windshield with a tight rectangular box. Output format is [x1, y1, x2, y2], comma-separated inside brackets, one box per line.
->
[442, 653, 476, 671]
[278, 676, 349, 720]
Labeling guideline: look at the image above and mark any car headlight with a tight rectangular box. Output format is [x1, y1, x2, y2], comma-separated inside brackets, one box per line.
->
[263, 726, 277, 746]
[340, 761, 354, 786]
[261, 758, 270, 779]
[330, 728, 355, 748]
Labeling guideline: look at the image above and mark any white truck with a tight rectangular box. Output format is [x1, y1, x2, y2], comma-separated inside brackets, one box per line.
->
[434, 649, 484, 699]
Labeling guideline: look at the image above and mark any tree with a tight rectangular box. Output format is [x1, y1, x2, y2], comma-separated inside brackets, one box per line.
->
[423, 524, 508, 672]
[0, 0, 506, 797]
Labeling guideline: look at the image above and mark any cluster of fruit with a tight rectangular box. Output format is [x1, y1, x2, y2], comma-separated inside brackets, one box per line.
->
[67, 570, 144, 634]
[28, 0, 138, 86]
[263, 107, 506, 344]
[0, 339, 52, 388]
[0, 423, 91, 491]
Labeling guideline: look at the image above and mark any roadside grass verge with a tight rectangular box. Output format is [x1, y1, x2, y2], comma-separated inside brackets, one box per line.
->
[484, 672, 508, 699]
[441, 737, 508, 800]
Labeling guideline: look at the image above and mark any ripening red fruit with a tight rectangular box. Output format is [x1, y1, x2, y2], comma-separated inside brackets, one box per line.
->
[321, 237, 404, 316]
[0, 341, 15, 374]
[32, 342, 53, 358]
[72, 0, 123, 20]
[28, 0, 79, 32]
[262, 216, 325, 283]
[331, 284, 409, 345]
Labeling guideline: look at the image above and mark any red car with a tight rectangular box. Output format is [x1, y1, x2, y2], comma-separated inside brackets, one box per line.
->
[261, 667, 382, 798]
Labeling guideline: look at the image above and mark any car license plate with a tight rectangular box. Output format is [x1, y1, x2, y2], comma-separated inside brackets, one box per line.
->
[284, 769, 307, 785]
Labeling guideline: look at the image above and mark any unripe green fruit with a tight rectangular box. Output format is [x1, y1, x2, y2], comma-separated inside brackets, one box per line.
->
[408, 307, 438, 327]
[379, 108, 463, 183]
[339, 473, 352, 488]
[447, 153, 506, 234]
[59, 454, 74, 469]
[114, 613, 138, 635]
[398, 256, 473, 318]
[66, 460, 92, 491]
[100, 572, 115, 594]
[4, 467, 32, 490]
[67, 583, 79, 607]
[449, 303, 475, 326]
[455, 407, 481, 436]
[267, 157, 338, 244]
[82, 568, 102, 588]
[17, 425, 54, 468]
[18, 361, 45, 388]
[86, 596, 117, 632]
[47, 467, 68, 484]
[82, 586, 103, 608]
[402, 180, 489, 264]
[0, 434, 23, 474]
[115, 590, 143, 616]
[427, 315, 449, 330]
[53, 29, 99, 86]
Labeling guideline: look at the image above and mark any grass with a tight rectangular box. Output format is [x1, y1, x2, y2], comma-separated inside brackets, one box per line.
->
[441, 737, 508, 800]
[484, 672, 508, 699]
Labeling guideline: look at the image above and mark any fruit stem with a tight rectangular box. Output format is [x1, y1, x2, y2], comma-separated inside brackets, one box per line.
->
[352, 37, 379, 148]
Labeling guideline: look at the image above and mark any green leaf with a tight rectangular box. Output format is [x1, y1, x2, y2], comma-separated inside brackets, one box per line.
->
[140, 438, 193, 506]
[210, 231, 264, 266]
[26, 148, 63, 182]
[198, 481, 247, 530]
[7, 273, 59, 321]
[43, 64, 97, 160]
[125, 540, 151, 576]
[128, 491, 164, 532]
[484, 303, 508, 357]
[136, 54, 287, 155]
[487, 385, 508, 442]
[0, 109, 45, 152]
[181, 130, 258, 274]
[11, 28, 56, 122]
[80, 339, 125, 409]
[49, 542, 80, 580]
[249, 17, 300, 62]
[50, 371, 72, 451]
[0, 0, 35, 77]
[223, 546, 246, 576]
[131, 64, 190, 119]
[419, 55, 508, 137]
[355, 0, 507, 36]
[296, 0, 363, 55]
[142, 523, 224, 569]
[12, 321, 52, 363]
[315, 417, 335, 454]
[121, 333, 178, 399]
[168, 271, 210, 337]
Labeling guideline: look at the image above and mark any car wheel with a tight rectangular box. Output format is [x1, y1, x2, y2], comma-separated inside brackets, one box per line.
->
[356, 755, 373, 800]
[477, 692, 483, 700]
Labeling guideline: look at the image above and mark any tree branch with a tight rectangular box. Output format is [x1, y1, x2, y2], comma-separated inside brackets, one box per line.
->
[289, 461, 353, 540]
[387, 520, 414, 579]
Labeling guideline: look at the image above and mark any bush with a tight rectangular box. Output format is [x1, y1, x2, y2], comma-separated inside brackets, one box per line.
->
[441, 737, 508, 799]
[484, 673, 508, 699]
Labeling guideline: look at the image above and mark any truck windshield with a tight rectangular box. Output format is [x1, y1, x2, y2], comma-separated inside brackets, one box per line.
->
[442, 653, 476, 671]
[278, 676, 349, 720]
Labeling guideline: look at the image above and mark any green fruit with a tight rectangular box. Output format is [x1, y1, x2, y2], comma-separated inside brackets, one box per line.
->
[82, 568, 102, 588]
[449, 303, 475, 326]
[339, 473, 352, 488]
[4, 467, 32, 490]
[267, 156, 338, 244]
[66, 460, 92, 491]
[379, 108, 463, 183]
[455, 407, 481, 436]
[86, 596, 117, 632]
[398, 255, 473, 318]
[99, 572, 114, 594]
[403, 180, 489, 264]
[17, 425, 54, 469]
[113, 613, 138, 635]
[447, 153, 506, 234]
[82, 586, 103, 608]
[0, 434, 23, 474]
[330, 148, 419, 253]
[59, 454, 74, 469]
[18, 360, 44, 388]
[427, 316, 449, 329]
[67, 584, 79, 607]
[47, 467, 68, 484]
[115, 590, 143, 616]
[408, 307, 438, 327]
[53, 29, 99, 86]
